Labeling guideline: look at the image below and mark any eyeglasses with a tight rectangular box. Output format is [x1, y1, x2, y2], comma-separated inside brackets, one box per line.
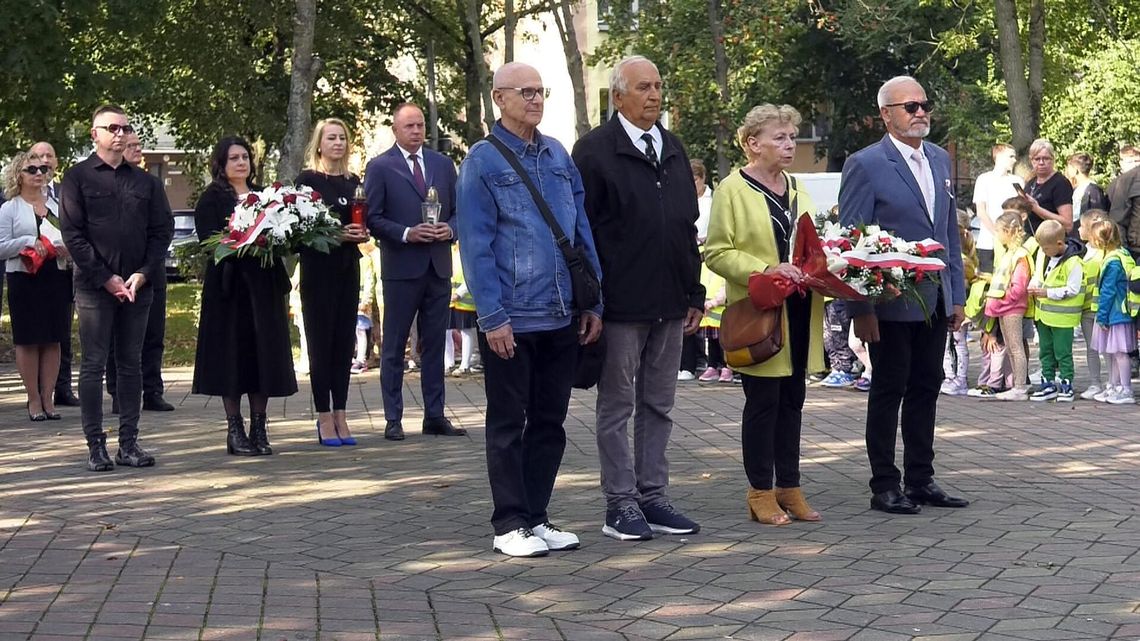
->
[96, 123, 135, 135]
[22, 165, 51, 175]
[498, 87, 550, 102]
[884, 100, 934, 114]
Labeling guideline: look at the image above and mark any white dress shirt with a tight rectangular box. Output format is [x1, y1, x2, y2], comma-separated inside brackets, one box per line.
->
[617, 112, 663, 159]
[889, 134, 935, 222]
[397, 144, 425, 177]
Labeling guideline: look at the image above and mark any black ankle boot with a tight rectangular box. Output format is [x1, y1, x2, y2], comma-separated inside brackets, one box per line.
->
[87, 437, 114, 472]
[226, 415, 257, 456]
[248, 413, 273, 455]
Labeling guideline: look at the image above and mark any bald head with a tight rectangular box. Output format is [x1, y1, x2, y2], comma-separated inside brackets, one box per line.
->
[30, 142, 58, 172]
[493, 62, 539, 89]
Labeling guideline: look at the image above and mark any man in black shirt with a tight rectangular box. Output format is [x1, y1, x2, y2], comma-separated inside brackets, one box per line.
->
[60, 105, 174, 472]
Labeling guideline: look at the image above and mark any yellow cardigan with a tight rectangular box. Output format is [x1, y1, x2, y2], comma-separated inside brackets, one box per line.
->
[704, 170, 825, 377]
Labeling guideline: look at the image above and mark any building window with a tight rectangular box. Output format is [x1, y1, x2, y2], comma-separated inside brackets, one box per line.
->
[598, 0, 638, 31]
[797, 116, 830, 142]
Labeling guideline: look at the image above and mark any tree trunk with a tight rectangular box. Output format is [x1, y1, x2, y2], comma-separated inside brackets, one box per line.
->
[276, 0, 320, 181]
[426, 41, 439, 150]
[461, 55, 484, 146]
[993, 0, 1035, 160]
[1026, 0, 1045, 136]
[708, 0, 730, 181]
[553, 0, 591, 137]
[504, 0, 515, 62]
[462, 0, 496, 136]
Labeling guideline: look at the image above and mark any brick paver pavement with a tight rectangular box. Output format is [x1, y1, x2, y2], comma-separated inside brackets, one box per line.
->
[1, 359, 1138, 641]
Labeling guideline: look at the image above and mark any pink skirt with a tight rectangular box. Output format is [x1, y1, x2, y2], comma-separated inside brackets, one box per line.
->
[1091, 323, 1136, 354]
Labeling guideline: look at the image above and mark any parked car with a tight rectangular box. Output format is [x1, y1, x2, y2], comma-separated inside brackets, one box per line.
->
[165, 210, 198, 280]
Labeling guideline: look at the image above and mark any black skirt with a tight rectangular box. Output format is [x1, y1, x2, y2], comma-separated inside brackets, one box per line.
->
[192, 256, 298, 398]
[7, 263, 71, 346]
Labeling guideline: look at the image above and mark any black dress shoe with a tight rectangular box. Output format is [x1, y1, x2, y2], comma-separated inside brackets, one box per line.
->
[143, 393, 175, 412]
[88, 441, 114, 472]
[115, 441, 156, 467]
[55, 390, 81, 407]
[905, 481, 969, 508]
[384, 420, 405, 441]
[870, 488, 921, 514]
[422, 417, 467, 436]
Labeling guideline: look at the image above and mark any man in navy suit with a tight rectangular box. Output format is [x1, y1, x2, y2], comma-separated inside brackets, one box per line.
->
[365, 103, 465, 441]
[839, 76, 969, 515]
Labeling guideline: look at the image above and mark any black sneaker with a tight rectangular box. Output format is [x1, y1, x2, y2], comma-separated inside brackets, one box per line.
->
[602, 504, 654, 541]
[641, 502, 701, 535]
[115, 441, 156, 467]
[88, 442, 114, 472]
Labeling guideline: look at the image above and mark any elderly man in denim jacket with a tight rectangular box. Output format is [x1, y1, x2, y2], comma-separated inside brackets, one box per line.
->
[457, 62, 604, 558]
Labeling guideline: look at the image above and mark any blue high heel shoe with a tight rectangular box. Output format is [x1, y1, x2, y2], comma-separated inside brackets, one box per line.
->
[335, 421, 357, 446]
[317, 421, 342, 447]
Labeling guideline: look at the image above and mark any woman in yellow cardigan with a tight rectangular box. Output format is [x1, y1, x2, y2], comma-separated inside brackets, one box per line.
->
[704, 104, 826, 526]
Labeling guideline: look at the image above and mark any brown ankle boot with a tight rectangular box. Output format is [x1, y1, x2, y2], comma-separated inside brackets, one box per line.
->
[746, 488, 790, 525]
[774, 487, 822, 521]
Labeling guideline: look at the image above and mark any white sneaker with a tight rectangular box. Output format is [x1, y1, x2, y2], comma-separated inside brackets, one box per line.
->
[1107, 387, 1136, 405]
[492, 528, 549, 557]
[1094, 386, 1116, 403]
[531, 522, 580, 551]
[995, 386, 1029, 401]
[677, 370, 695, 381]
[1080, 385, 1102, 400]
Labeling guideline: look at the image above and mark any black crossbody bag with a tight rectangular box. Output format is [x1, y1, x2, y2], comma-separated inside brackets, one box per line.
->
[484, 135, 602, 312]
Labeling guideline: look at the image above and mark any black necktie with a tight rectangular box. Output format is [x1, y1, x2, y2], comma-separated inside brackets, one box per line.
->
[641, 133, 659, 167]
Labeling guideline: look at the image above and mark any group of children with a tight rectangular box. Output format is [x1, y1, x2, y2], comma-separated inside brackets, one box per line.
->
[815, 199, 1138, 404]
[949, 201, 1136, 403]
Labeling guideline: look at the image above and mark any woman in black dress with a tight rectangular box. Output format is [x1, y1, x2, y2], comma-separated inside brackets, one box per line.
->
[296, 118, 369, 446]
[192, 137, 297, 456]
[0, 151, 72, 421]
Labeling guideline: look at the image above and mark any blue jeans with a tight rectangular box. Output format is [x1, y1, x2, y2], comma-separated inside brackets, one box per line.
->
[75, 286, 153, 447]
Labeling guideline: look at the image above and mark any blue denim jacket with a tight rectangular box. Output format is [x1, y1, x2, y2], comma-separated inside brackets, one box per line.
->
[457, 122, 603, 333]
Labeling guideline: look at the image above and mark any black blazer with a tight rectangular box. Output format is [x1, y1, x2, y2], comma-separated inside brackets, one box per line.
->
[363, 145, 457, 280]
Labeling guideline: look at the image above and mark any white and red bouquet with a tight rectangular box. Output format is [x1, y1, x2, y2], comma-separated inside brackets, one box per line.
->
[746, 215, 947, 314]
[204, 182, 343, 266]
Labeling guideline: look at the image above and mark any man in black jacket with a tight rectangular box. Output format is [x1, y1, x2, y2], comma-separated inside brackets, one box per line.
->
[1108, 146, 1140, 257]
[60, 105, 174, 472]
[572, 55, 705, 542]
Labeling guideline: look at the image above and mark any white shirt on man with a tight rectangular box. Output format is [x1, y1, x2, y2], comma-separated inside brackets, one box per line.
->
[696, 186, 713, 242]
[888, 134, 935, 222]
[972, 170, 1023, 250]
[617, 112, 663, 159]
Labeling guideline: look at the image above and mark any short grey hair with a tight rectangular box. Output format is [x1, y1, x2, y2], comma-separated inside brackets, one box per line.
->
[609, 55, 658, 96]
[877, 75, 921, 108]
[1028, 138, 1055, 160]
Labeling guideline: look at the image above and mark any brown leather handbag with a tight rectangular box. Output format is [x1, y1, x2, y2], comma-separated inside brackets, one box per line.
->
[719, 299, 783, 368]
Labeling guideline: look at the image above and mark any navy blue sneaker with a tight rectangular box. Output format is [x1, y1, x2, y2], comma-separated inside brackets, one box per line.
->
[641, 502, 701, 535]
[602, 504, 654, 541]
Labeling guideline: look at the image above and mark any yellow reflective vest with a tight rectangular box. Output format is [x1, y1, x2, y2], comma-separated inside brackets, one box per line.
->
[1083, 248, 1104, 314]
[699, 264, 726, 329]
[1033, 252, 1085, 328]
[451, 245, 476, 312]
[987, 244, 1030, 300]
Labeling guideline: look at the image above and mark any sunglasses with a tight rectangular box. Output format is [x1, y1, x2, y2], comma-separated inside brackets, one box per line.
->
[22, 165, 51, 175]
[96, 123, 135, 135]
[884, 100, 934, 114]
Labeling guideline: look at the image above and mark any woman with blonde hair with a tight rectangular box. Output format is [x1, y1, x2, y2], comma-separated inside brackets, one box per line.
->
[0, 152, 72, 420]
[296, 117, 370, 446]
[705, 104, 826, 526]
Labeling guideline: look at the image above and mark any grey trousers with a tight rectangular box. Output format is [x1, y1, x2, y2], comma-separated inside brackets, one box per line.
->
[595, 319, 683, 509]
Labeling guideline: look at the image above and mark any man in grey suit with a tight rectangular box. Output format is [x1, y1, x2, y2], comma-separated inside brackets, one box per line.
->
[839, 76, 968, 515]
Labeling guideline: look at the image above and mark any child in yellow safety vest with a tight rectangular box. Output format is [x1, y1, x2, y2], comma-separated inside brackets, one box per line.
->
[1077, 210, 1110, 399]
[1026, 220, 1085, 402]
[446, 243, 479, 375]
[942, 209, 984, 395]
[696, 264, 730, 383]
[984, 212, 1034, 400]
[1088, 219, 1137, 404]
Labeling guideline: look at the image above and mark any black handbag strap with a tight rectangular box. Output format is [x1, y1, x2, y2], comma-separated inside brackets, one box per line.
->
[484, 135, 581, 266]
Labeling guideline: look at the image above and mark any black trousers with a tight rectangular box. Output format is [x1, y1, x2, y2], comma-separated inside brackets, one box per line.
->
[679, 333, 706, 373]
[739, 292, 810, 490]
[54, 275, 74, 397]
[301, 250, 359, 412]
[865, 309, 948, 493]
[480, 324, 578, 535]
[380, 275, 449, 420]
[107, 284, 167, 398]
